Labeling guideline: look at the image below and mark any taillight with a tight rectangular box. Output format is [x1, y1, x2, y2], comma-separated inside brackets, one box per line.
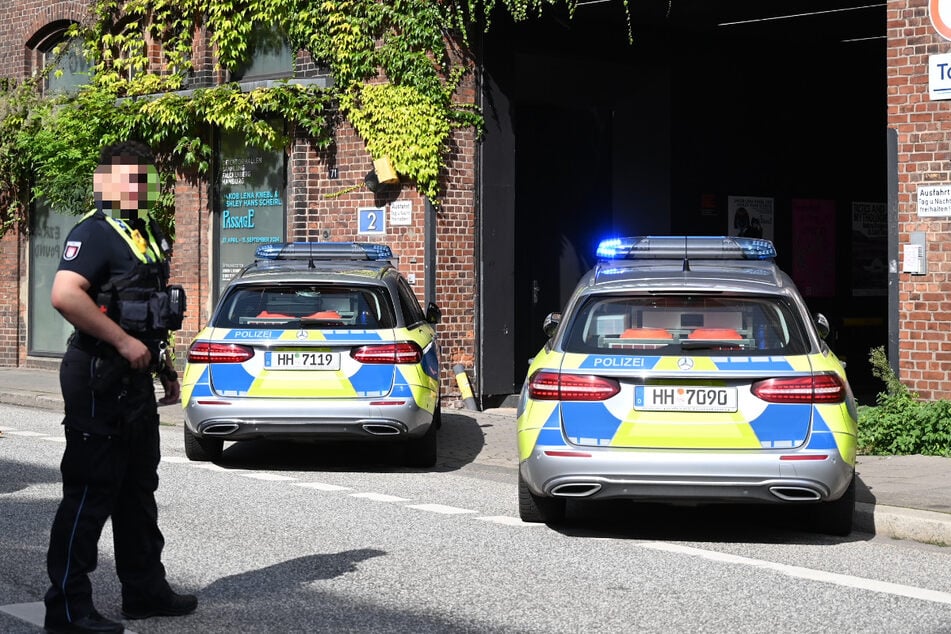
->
[187, 341, 255, 364]
[528, 370, 620, 401]
[751, 373, 845, 404]
[351, 342, 422, 364]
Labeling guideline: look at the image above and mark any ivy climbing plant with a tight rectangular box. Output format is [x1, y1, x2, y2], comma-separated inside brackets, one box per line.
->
[0, 0, 595, 236]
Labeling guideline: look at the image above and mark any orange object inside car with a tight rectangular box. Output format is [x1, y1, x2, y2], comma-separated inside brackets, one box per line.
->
[688, 327, 742, 340]
[620, 328, 673, 339]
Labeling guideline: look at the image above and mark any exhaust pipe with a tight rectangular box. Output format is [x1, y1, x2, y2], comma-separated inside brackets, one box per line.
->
[362, 423, 403, 436]
[201, 423, 240, 436]
[770, 486, 821, 501]
[550, 483, 602, 497]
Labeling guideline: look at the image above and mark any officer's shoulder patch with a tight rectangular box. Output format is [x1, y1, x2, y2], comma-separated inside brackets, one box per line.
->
[63, 241, 82, 261]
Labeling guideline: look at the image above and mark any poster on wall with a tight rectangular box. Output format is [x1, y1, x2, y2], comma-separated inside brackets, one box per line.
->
[791, 199, 836, 298]
[28, 202, 77, 354]
[217, 128, 286, 297]
[851, 201, 887, 297]
[727, 196, 774, 240]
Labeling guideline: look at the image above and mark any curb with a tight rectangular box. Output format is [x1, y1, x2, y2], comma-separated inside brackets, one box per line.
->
[855, 502, 951, 546]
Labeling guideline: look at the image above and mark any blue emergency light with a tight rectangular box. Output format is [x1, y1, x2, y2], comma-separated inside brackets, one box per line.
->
[596, 236, 777, 261]
[255, 242, 393, 262]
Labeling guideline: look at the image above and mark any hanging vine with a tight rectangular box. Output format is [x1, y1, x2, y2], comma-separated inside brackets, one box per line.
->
[0, 0, 601, 235]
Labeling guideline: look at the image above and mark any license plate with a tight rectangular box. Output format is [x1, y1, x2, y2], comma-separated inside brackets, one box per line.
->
[634, 385, 737, 412]
[265, 351, 340, 370]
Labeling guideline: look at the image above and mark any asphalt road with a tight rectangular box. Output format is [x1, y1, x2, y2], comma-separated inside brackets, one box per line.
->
[2, 404, 951, 633]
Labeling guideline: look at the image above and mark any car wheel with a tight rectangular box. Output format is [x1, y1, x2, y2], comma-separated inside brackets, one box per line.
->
[405, 408, 439, 468]
[183, 426, 224, 462]
[518, 471, 566, 524]
[813, 473, 855, 536]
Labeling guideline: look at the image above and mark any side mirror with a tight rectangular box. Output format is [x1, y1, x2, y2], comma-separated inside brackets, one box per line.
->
[543, 312, 561, 339]
[814, 313, 830, 340]
[426, 302, 442, 325]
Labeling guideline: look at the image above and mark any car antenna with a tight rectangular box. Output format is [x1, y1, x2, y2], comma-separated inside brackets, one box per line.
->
[682, 235, 690, 272]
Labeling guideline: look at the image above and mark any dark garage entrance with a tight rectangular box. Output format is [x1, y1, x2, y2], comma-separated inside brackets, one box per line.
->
[478, 2, 887, 405]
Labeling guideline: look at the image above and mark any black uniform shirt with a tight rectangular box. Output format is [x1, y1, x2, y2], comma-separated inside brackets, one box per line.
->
[58, 211, 142, 304]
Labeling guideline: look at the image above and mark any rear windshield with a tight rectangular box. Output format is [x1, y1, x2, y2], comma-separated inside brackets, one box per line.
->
[213, 284, 396, 329]
[563, 294, 811, 356]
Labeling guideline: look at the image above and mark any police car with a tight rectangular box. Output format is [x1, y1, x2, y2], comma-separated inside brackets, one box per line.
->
[517, 236, 859, 535]
[181, 242, 441, 467]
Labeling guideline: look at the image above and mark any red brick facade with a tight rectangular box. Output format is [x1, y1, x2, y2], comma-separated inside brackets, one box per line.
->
[888, 1, 951, 400]
[0, 0, 478, 401]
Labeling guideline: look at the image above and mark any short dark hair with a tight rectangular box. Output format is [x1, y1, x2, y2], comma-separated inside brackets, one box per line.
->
[98, 140, 154, 166]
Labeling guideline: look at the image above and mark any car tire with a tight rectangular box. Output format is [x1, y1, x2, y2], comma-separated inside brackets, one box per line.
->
[183, 426, 224, 463]
[405, 407, 439, 468]
[813, 473, 855, 536]
[518, 471, 566, 524]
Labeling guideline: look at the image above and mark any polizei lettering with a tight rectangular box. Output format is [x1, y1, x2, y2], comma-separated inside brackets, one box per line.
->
[588, 356, 647, 368]
[222, 208, 255, 229]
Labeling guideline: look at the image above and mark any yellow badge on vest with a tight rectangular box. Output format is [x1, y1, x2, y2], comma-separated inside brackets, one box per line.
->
[130, 229, 148, 254]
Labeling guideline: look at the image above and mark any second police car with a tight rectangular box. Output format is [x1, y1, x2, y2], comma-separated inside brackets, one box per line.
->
[517, 236, 859, 535]
[181, 242, 442, 467]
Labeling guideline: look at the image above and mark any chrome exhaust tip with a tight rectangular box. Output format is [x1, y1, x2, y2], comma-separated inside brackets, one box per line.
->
[550, 483, 602, 497]
[362, 423, 403, 436]
[201, 423, 240, 436]
[770, 486, 821, 502]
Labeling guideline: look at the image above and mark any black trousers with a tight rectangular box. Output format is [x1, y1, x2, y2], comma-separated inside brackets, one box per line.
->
[45, 347, 169, 625]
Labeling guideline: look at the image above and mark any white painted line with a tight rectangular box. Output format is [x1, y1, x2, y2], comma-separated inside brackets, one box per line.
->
[408, 504, 477, 515]
[162, 456, 191, 463]
[41, 436, 66, 443]
[475, 515, 546, 527]
[293, 482, 352, 492]
[0, 602, 138, 633]
[640, 541, 951, 606]
[349, 492, 410, 503]
[3, 430, 45, 437]
[190, 463, 243, 473]
[239, 473, 297, 481]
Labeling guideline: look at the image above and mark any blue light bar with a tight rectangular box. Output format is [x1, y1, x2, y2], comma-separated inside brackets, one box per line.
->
[255, 242, 393, 261]
[596, 236, 777, 261]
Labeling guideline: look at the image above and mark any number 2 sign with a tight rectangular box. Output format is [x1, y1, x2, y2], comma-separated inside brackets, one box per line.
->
[358, 207, 386, 234]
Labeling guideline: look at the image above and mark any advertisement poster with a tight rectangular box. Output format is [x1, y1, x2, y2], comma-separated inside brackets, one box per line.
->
[217, 128, 286, 297]
[727, 196, 774, 240]
[791, 199, 836, 298]
[28, 202, 76, 354]
[851, 201, 887, 296]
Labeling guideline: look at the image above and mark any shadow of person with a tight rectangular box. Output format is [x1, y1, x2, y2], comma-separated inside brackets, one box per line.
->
[200, 549, 385, 600]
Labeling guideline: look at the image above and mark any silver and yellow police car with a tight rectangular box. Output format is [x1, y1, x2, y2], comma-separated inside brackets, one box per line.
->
[517, 236, 858, 535]
[181, 242, 441, 467]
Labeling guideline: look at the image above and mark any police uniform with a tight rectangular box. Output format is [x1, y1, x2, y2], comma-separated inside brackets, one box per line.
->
[45, 207, 183, 627]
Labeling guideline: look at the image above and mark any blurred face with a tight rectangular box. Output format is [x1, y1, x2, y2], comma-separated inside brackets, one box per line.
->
[94, 155, 160, 216]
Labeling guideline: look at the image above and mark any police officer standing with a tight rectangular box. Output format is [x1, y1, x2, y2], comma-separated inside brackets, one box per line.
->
[44, 141, 195, 633]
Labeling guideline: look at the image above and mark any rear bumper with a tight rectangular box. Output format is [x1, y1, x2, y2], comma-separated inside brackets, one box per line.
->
[184, 397, 435, 441]
[520, 446, 855, 504]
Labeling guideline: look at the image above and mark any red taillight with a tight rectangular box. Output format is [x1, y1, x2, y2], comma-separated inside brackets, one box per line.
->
[528, 371, 620, 401]
[351, 342, 422, 364]
[751, 374, 845, 404]
[187, 341, 255, 364]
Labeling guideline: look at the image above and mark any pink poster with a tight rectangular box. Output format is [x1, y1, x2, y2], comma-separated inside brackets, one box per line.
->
[791, 199, 836, 297]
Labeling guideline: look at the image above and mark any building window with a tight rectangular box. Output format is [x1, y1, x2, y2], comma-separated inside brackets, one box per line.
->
[230, 27, 293, 81]
[38, 31, 92, 95]
[28, 201, 78, 356]
[214, 124, 287, 300]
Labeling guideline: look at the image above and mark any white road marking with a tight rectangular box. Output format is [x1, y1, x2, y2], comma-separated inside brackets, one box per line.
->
[42, 436, 66, 443]
[349, 492, 410, 503]
[640, 541, 951, 606]
[190, 463, 245, 473]
[3, 430, 45, 437]
[293, 482, 352, 492]
[0, 602, 138, 633]
[240, 473, 297, 481]
[408, 504, 476, 515]
[162, 456, 191, 463]
[475, 515, 546, 527]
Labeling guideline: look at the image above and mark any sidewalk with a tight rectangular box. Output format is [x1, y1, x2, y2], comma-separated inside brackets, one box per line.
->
[1, 366, 949, 546]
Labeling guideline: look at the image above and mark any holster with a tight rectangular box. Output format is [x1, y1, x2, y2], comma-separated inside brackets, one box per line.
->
[89, 349, 131, 394]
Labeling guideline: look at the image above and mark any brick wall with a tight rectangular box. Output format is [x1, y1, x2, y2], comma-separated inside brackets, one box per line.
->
[0, 1, 481, 403]
[889, 0, 951, 400]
